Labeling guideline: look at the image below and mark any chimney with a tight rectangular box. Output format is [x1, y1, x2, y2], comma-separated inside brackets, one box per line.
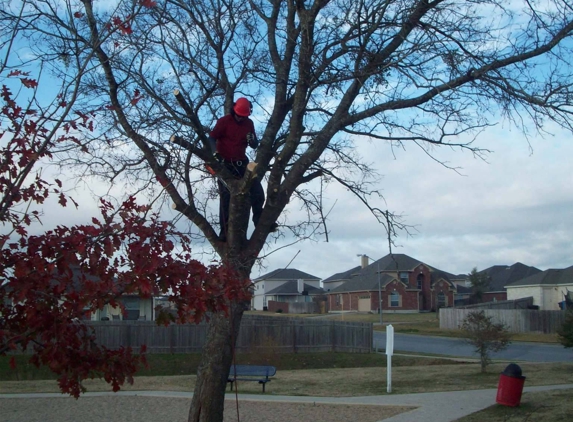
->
[361, 255, 369, 268]
[297, 279, 304, 293]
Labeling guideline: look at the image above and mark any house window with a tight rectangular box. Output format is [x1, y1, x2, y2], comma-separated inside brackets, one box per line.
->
[336, 295, 341, 305]
[417, 274, 424, 290]
[390, 292, 401, 307]
[263, 296, 267, 307]
[399, 272, 409, 283]
[122, 297, 140, 320]
[437, 292, 447, 308]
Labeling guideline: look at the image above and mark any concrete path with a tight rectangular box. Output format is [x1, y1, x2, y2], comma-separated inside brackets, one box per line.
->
[2, 384, 573, 422]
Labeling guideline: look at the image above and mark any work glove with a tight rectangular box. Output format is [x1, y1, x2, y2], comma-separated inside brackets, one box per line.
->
[247, 132, 258, 149]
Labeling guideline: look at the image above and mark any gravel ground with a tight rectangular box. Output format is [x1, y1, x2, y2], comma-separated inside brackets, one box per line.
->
[0, 396, 412, 422]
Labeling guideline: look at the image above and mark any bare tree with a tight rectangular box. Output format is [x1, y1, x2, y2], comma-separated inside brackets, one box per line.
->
[3, 0, 573, 420]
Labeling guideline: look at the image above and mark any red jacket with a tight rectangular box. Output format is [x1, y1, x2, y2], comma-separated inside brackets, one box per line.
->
[210, 114, 255, 161]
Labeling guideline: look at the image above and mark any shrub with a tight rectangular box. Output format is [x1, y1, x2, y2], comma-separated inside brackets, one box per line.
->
[460, 311, 511, 373]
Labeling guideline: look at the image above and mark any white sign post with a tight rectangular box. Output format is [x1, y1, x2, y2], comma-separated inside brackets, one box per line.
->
[386, 324, 394, 393]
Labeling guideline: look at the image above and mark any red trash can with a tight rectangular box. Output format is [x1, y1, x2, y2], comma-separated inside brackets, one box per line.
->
[496, 363, 526, 407]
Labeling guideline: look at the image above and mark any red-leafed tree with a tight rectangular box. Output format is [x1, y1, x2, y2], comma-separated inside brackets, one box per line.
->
[3, 1, 573, 421]
[0, 54, 247, 398]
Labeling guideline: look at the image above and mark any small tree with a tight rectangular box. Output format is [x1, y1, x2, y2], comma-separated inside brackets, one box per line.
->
[468, 267, 491, 304]
[461, 311, 511, 373]
[557, 310, 573, 349]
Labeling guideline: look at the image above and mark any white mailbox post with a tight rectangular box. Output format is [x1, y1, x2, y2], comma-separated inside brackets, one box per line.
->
[386, 324, 394, 393]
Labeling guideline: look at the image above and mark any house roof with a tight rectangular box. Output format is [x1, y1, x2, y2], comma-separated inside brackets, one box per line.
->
[505, 266, 573, 288]
[265, 281, 325, 296]
[329, 273, 396, 293]
[324, 253, 459, 294]
[254, 268, 321, 282]
[430, 269, 459, 285]
[480, 262, 542, 291]
[321, 253, 423, 288]
[322, 266, 361, 284]
[375, 253, 425, 272]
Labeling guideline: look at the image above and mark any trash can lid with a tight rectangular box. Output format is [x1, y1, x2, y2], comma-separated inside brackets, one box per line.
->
[502, 363, 522, 377]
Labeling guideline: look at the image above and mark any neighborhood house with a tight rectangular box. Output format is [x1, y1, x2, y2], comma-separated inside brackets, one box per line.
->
[324, 254, 460, 313]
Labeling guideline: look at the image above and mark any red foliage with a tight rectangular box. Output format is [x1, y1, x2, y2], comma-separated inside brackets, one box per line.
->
[20, 78, 38, 89]
[141, 0, 158, 8]
[111, 16, 133, 36]
[130, 89, 143, 106]
[0, 72, 251, 398]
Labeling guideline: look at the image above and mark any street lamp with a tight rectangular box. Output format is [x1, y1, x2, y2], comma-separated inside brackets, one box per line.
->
[358, 254, 382, 325]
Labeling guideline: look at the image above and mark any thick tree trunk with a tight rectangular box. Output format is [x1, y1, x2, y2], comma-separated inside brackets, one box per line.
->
[188, 302, 245, 422]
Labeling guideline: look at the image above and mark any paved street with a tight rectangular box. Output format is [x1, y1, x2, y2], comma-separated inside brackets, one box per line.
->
[373, 331, 573, 362]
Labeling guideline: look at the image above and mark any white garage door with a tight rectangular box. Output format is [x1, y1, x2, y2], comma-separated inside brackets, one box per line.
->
[358, 297, 371, 312]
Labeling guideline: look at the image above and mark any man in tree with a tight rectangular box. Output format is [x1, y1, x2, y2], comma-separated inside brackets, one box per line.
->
[208, 97, 277, 241]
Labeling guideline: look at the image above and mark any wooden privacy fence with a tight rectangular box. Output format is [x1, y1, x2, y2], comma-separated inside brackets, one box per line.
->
[440, 308, 567, 334]
[457, 297, 534, 310]
[86, 315, 372, 354]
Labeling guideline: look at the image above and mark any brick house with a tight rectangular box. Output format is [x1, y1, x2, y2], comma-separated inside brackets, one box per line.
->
[325, 254, 460, 313]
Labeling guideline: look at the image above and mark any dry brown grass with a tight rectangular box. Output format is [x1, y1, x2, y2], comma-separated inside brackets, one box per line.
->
[2, 362, 572, 397]
[456, 389, 573, 422]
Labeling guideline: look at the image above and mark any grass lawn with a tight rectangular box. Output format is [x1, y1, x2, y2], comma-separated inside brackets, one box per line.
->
[457, 389, 573, 422]
[2, 352, 572, 422]
[1, 353, 572, 397]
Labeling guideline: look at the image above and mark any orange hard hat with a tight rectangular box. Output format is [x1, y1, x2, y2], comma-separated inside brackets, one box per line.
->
[233, 97, 252, 117]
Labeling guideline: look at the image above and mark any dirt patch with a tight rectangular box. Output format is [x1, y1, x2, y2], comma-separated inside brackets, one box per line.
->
[0, 396, 415, 422]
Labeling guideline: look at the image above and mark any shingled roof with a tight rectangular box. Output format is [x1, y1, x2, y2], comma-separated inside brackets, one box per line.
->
[479, 262, 542, 291]
[329, 273, 396, 293]
[324, 253, 458, 293]
[266, 281, 325, 295]
[253, 268, 321, 282]
[322, 266, 361, 283]
[505, 266, 573, 287]
[375, 253, 425, 272]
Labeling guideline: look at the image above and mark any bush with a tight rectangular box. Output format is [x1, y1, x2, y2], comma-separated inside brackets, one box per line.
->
[460, 311, 511, 373]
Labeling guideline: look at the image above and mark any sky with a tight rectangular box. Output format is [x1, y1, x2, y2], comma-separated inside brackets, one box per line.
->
[250, 122, 573, 280]
[17, 109, 573, 284]
[28, 118, 573, 282]
[5, 1, 571, 283]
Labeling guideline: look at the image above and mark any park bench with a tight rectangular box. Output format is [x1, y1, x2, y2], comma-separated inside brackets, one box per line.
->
[227, 364, 277, 393]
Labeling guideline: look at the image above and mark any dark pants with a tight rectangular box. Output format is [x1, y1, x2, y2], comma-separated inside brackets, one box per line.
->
[218, 159, 264, 238]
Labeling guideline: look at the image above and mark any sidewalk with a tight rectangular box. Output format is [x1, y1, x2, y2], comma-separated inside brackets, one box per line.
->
[1, 384, 572, 422]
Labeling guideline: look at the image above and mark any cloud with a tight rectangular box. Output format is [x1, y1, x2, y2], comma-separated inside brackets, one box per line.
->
[254, 124, 573, 279]
[18, 122, 573, 282]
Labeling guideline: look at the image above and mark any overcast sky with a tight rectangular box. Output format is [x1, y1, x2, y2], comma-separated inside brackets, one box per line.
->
[251, 122, 573, 280]
[31, 118, 572, 282]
